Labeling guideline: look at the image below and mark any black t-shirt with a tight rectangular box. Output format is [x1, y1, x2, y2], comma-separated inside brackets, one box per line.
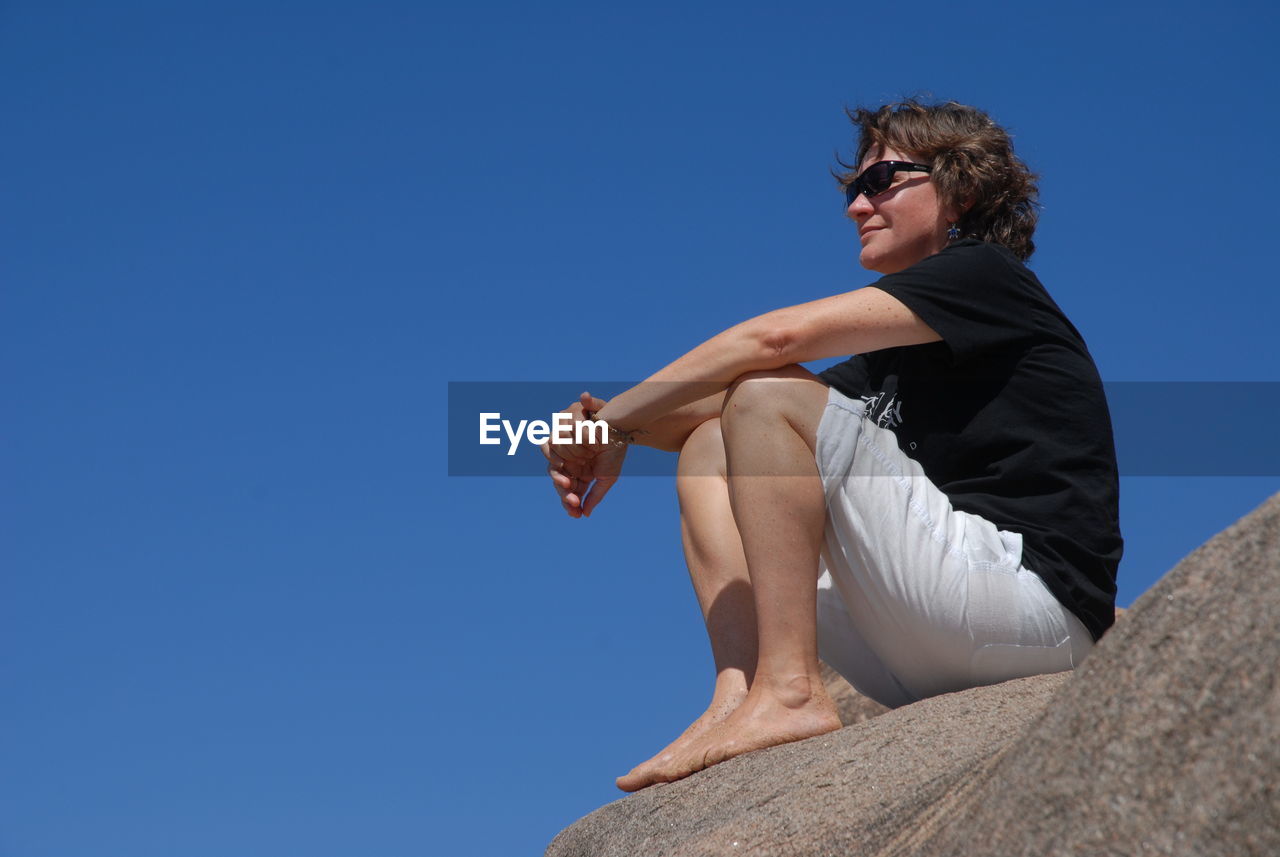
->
[818, 238, 1122, 642]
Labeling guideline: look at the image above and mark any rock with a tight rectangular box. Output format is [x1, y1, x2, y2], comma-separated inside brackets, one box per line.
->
[546, 674, 1069, 857]
[547, 492, 1280, 857]
[886, 493, 1280, 857]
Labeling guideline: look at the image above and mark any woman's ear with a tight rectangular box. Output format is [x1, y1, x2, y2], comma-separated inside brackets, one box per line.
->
[944, 196, 975, 229]
[942, 200, 969, 225]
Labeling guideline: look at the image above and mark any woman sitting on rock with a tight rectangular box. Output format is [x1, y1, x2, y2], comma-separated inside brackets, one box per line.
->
[544, 99, 1123, 792]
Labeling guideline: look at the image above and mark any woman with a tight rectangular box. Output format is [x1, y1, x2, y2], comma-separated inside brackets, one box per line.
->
[544, 99, 1122, 793]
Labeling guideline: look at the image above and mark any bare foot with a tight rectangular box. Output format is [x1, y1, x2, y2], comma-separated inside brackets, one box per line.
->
[698, 677, 841, 768]
[617, 674, 841, 791]
[615, 685, 748, 792]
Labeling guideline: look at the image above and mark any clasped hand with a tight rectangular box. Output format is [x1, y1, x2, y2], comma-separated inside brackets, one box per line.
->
[541, 391, 627, 518]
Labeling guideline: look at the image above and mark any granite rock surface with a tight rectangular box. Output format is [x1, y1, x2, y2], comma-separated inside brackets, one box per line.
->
[547, 492, 1279, 857]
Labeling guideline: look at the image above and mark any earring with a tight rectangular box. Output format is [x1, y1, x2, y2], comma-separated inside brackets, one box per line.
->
[947, 223, 961, 240]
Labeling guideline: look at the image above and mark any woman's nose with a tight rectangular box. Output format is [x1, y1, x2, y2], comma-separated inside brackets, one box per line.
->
[846, 192, 873, 219]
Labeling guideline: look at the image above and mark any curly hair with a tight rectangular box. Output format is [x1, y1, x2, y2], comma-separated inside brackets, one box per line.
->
[837, 100, 1040, 261]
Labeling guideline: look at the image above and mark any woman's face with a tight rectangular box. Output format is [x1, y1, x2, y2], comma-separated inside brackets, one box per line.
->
[846, 145, 958, 275]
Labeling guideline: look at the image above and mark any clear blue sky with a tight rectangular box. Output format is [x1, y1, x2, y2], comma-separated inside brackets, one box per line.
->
[3, 2, 1278, 856]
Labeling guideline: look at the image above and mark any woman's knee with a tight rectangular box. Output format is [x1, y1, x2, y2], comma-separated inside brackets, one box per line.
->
[721, 365, 828, 442]
[725, 363, 810, 397]
[723, 365, 819, 416]
[677, 417, 726, 480]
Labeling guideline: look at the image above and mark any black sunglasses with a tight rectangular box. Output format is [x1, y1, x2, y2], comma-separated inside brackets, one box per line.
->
[843, 160, 932, 207]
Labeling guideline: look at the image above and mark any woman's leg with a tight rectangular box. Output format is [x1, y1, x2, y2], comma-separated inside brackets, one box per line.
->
[621, 366, 840, 789]
[616, 418, 759, 792]
[702, 366, 842, 764]
[676, 419, 760, 716]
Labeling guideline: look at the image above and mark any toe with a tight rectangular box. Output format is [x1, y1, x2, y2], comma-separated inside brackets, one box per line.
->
[616, 767, 651, 792]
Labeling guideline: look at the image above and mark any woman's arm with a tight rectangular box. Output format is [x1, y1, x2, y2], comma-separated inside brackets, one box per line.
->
[543, 286, 940, 517]
[628, 390, 726, 452]
[594, 286, 940, 432]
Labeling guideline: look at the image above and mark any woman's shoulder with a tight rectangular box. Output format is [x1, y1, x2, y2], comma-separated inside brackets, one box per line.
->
[934, 238, 1025, 271]
[882, 239, 1033, 301]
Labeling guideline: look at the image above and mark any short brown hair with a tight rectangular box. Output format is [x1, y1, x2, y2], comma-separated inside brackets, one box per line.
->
[837, 99, 1040, 261]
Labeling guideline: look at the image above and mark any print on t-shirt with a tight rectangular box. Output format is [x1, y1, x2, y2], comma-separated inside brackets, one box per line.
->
[861, 390, 902, 429]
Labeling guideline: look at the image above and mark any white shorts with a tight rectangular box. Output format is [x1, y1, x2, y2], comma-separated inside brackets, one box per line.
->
[813, 386, 1094, 710]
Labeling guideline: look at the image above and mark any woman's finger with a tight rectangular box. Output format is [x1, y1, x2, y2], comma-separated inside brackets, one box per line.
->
[579, 391, 608, 414]
[581, 475, 617, 517]
[543, 443, 585, 517]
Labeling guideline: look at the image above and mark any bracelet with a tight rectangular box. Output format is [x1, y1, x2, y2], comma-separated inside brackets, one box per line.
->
[583, 410, 646, 446]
